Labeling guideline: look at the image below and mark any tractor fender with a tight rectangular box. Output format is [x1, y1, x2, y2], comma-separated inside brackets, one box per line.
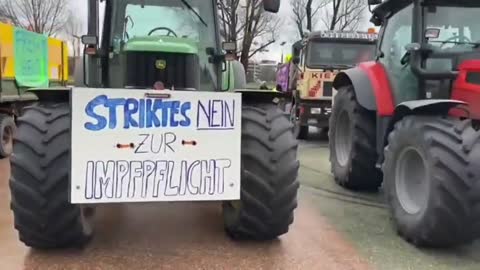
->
[235, 89, 287, 105]
[394, 99, 467, 118]
[333, 62, 395, 116]
[385, 99, 468, 146]
[26, 88, 70, 102]
[333, 68, 377, 111]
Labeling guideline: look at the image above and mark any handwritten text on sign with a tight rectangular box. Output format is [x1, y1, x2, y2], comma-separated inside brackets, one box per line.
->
[70, 88, 242, 203]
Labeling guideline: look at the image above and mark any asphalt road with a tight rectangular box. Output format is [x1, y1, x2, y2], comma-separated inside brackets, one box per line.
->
[1, 129, 480, 270]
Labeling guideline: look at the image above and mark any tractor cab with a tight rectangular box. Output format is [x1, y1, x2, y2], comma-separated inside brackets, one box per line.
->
[111, 0, 216, 91]
[82, 0, 221, 91]
[369, 0, 480, 107]
[81, 0, 280, 92]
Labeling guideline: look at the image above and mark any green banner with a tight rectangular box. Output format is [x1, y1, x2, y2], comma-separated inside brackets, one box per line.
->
[14, 28, 49, 88]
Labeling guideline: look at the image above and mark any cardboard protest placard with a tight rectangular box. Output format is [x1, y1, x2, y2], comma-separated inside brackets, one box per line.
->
[70, 88, 242, 203]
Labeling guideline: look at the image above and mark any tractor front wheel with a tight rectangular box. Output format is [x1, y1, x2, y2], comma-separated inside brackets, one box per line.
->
[329, 86, 382, 190]
[223, 103, 300, 240]
[383, 116, 480, 247]
[10, 102, 94, 249]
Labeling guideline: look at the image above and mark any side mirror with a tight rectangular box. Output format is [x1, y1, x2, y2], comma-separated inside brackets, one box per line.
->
[263, 0, 280, 13]
[405, 43, 421, 52]
[425, 28, 440, 39]
[401, 43, 422, 66]
[206, 47, 227, 64]
[81, 35, 98, 46]
[222, 42, 237, 52]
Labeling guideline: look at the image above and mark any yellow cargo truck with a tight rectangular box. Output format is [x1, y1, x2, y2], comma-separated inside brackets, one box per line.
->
[0, 22, 69, 158]
[289, 30, 378, 139]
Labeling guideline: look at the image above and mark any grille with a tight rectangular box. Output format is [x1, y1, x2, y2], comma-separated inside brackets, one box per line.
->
[124, 51, 199, 89]
[323, 81, 333, 97]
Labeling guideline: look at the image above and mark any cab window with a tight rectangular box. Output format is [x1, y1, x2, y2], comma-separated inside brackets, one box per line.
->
[378, 4, 418, 103]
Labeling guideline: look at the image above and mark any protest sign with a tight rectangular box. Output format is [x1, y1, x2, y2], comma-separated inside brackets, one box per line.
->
[70, 88, 242, 203]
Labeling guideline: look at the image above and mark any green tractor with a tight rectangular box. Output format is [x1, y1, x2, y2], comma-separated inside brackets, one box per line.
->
[9, 0, 300, 249]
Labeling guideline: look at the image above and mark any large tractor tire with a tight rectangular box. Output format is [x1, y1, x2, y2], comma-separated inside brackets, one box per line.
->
[10, 102, 94, 249]
[223, 103, 300, 240]
[383, 116, 480, 247]
[329, 86, 382, 190]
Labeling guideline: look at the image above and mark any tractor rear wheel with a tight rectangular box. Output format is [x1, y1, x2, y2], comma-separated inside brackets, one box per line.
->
[223, 103, 300, 240]
[329, 86, 382, 190]
[10, 102, 94, 249]
[383, 116, 480, 247]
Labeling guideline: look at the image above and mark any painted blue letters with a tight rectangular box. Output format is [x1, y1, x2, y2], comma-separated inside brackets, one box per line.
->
[83, 95, 192, 131]
[84, 95, 108, 131]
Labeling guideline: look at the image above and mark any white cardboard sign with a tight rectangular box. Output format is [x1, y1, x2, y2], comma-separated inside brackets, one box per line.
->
[70, 88, 242, 203]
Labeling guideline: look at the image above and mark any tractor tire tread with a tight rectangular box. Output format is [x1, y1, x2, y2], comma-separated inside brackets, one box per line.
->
[329, 86, 382, 190]
[383, 116, 480, 247]
[10, 102, 91, 249]
[224, 104, 300, 240]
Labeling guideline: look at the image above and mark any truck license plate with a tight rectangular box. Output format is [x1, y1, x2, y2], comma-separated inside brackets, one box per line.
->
[311, 108, 322, 114]
[70, 88, 242, 204]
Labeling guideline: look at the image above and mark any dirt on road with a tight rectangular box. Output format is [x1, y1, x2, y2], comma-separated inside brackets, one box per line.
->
[0, 158, 370, 270]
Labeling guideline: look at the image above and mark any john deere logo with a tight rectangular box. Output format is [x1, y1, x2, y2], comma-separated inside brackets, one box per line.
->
[155, 59, 167, 70]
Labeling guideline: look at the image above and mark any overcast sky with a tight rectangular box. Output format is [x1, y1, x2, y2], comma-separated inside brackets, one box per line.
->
[71, 1, 375, 62]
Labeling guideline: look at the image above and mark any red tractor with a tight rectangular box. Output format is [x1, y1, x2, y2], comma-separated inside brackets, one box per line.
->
[329, 0, 480, 248]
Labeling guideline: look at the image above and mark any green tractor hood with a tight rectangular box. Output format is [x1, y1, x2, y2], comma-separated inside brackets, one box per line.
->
[123, 36, 199, 54]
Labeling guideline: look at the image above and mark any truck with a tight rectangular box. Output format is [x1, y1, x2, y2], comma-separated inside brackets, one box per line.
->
[287, 30, 378, 139]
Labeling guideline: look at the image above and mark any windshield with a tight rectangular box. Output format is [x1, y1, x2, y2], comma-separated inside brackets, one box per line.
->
[425, 6, 480, 51]
[112, 0, 218, 90]
[123, 1, 209, 41]
[306, 42, 376, 68]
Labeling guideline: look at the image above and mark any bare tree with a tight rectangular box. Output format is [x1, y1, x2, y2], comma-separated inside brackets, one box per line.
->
[0, 5, 7, 22]
[64, 11, 83, 57]
[218, 0, 242, 43]
[322, 0, 365, 31]
[0, 0, 69, 36]
[218, 0, 282, 70]
[290, 0, 328, 38]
